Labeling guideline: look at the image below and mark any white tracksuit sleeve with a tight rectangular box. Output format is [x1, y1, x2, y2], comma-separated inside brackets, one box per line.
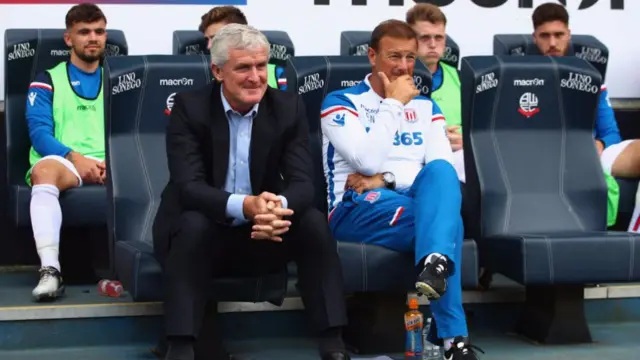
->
[320, 93, 404, 176]
[424, 99, 455, 166]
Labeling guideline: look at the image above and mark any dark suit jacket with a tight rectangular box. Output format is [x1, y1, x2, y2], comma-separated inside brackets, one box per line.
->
[152, 82, 314, 264]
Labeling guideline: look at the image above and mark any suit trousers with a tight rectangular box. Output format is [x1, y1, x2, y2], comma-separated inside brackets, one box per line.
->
[161, 206, 348, 338]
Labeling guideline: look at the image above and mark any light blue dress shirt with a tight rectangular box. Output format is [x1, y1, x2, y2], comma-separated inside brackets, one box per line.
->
[221, 87, 288, 225]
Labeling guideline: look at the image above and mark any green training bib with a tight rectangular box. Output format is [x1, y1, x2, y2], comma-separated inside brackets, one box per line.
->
[26, 61, 105, 184]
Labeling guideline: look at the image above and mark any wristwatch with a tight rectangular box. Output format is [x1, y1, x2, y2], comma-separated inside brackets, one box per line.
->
[381, 172, 396, 190]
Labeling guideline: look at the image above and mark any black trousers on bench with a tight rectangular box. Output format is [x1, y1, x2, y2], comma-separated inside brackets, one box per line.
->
[155, 207, 348, 338]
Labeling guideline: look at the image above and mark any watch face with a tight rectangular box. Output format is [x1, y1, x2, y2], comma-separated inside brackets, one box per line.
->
[383, 172, 395, 183]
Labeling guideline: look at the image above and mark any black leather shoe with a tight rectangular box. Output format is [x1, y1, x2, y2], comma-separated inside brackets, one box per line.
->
[164, 339, 194, 360]
[321, 352, 351, 360]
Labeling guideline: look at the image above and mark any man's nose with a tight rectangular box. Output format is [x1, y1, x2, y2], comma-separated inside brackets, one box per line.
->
[397, 58, 410, 72]
[247, 67, 260, 82]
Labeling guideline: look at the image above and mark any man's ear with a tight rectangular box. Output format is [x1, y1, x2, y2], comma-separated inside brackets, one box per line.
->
[211, 64, 223, 82]
[63, 30, 72, 48]
[367, 46, 376, 67]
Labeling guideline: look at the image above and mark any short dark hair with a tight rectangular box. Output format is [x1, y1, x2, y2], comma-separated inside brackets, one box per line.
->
[370, 19, 417, 52]
[199, 6, 248, 33]
[532, 2, 569, 29]
[406, 3, 447, 26]
[65, 3, 107, 29]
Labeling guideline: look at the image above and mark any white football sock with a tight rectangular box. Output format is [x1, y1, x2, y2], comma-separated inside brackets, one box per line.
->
[30, 184, 62, 272]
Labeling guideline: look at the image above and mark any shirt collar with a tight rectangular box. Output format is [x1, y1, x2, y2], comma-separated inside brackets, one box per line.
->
[363, 74, 383, 102]
[220, 85, 259, 118]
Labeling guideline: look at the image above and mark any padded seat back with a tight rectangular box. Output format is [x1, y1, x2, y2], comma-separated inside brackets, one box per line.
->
[172, 30, 208, 55]
[104, 55, 212, 245]
[285, 55, 432, 213]
[340, 30, 461, 69]
[4, 29, 127, 184]
[461, 55, 607, 237]
[172, 30, 294, 90]
[493, 34, 609, 81]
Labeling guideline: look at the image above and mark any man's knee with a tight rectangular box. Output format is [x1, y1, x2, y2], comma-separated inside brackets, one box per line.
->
[294, 208, 336, 248]
[418, 160, 459, 183]
[31, 159, 77, 189]
[415, 160, 461, 197]
[612, 140, 640, 177]
[170, 211, 212, 255]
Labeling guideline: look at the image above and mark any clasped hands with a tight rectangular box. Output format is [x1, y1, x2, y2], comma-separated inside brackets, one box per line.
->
[344, 173, 385, 194]
[242, 192, 294, 242]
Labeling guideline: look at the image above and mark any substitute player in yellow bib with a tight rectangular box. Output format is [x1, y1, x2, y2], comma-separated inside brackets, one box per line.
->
[25, 3, 108, 301]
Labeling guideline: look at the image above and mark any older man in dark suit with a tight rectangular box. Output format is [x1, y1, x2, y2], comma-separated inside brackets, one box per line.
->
[152, 24, 349, 360]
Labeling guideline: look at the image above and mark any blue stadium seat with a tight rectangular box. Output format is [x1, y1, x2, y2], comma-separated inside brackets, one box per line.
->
[461, 55, 640, 344]
[172, 30, 208, 55]
[285, 55, 478, 294]
[103, 55, 287, 304]
[493, 34, 608, 82]
[340, 30, 461, 69]
[493, 33, 637, 231]
[3, 29, 127, 227]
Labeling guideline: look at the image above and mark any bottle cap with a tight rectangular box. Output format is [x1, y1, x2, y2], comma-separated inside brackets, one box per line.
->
[408, 297, 419, 309]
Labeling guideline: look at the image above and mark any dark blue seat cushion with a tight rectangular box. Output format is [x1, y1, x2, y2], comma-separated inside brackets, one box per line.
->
[8, 184, 107, 227]
[480, 231, 640, 284]
[4, 29, 127, 227]
[114, 240, 287, 303]
[337, 240, 478, 292]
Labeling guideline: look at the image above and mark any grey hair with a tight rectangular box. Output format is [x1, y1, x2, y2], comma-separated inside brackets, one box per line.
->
[210, 23, 270, 67]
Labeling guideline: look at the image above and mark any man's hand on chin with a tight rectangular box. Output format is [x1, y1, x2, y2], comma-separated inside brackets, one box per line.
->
[345, 173, 385, 194]
[246, 192, 294, 242]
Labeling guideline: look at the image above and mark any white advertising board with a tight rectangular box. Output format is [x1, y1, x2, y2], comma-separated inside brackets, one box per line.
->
[0, 0, 637, 100]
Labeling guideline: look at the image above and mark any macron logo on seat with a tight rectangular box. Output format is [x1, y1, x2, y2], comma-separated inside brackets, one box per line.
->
[159, 78, 194, 86]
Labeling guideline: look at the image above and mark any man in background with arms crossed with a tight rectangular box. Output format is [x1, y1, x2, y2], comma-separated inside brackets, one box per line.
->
[25, 2, 108, 302]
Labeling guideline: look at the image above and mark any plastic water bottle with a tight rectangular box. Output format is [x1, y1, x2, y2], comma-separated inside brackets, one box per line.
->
[97, 279, 123, 297]
[404, 297, 424, 360]
[422, 317, 444, 360]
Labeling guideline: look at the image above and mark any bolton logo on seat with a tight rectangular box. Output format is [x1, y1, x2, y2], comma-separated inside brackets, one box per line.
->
[165, 93, 176, 116]
[518, 92, 539, 118]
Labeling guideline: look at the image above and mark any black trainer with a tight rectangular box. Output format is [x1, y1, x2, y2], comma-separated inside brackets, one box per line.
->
[415, 256, 449, 299]
[444, 337, 484, 360]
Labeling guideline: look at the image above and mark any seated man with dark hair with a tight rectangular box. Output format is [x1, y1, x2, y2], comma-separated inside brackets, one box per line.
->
[531, 2, 640, 231]
[25, 2, 109, 302]
[320, 19, 482, 360]
[198, 5, 280, 89]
